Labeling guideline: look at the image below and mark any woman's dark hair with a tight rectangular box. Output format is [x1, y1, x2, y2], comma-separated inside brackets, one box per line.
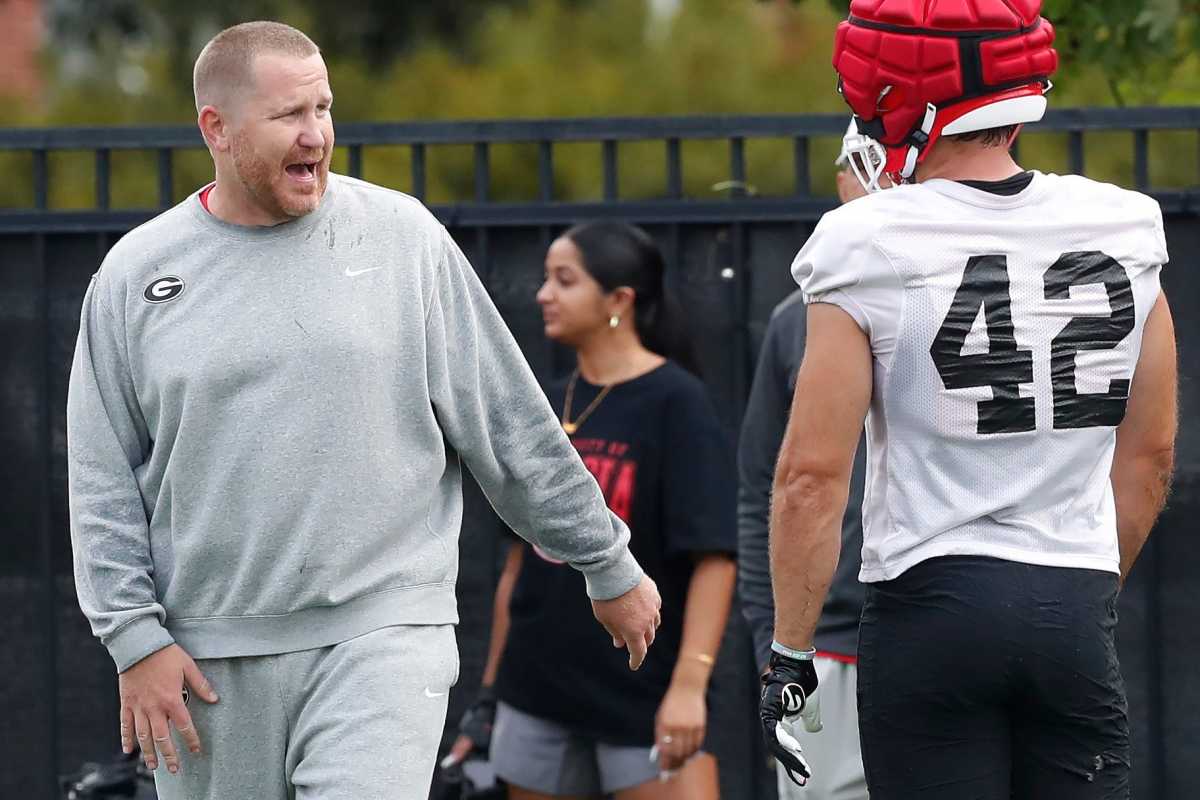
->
[563, 221, 699, 375]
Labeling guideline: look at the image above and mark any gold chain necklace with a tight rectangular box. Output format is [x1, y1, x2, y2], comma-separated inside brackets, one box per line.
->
[561, 370, 614, 435]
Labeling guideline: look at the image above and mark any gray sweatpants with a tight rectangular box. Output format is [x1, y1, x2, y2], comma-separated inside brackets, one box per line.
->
[153, 624, 458, 800]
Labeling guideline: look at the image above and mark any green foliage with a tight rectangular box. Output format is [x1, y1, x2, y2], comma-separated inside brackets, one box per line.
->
[48, 0, 536, 82]
[1043, 0, 1200, 105]
[335, 0, 851, 202]
[794, 0, 1200, 106]
[2, 0, 1197, 211]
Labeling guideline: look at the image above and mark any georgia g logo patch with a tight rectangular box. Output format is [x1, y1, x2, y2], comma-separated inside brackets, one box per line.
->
[781, 683, 806, 715]
[144, 276, 185, 303]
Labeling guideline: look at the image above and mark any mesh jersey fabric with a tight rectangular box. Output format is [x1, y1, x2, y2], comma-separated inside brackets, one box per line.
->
[792, 171, 1167, 582]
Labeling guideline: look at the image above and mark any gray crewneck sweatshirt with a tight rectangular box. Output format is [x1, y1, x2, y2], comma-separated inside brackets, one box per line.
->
[68, 174, 642, 672]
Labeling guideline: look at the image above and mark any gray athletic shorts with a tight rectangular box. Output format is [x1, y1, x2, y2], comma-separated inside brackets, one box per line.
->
[490, 701, 659, 795]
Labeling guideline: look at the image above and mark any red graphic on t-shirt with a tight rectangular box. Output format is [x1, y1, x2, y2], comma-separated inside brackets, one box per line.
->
[582, 455, 637, 523]
[571, 438, 637, 523]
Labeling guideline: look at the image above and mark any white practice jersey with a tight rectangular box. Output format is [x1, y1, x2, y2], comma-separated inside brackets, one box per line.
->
[792, 172, 1167, 582]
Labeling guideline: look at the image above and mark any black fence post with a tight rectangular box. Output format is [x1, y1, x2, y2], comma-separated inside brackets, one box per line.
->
[794, 135, 810, 196]
[602, 139, 618, 202]
[1068, 129, 1085, 175]
[1134, 129, 1149, 191]
[157, 148, 174, 208]
[538, 140, 554, 202]
[33, 149, 48, 210]
[411, 143, 426, 201]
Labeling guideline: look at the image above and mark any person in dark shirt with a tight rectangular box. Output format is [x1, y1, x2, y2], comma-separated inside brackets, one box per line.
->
[455, 222, 737, 800]
[737, 120, 879, 800]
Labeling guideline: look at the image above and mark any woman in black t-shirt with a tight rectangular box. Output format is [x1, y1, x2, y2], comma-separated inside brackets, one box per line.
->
[450, 222, 737, 800]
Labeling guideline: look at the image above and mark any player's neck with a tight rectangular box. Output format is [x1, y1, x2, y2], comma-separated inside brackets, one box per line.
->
[916, 140, 1024, 184]
[574, 335, 664, 386]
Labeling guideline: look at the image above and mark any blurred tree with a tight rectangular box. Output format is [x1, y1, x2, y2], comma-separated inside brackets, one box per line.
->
[2, 0, 1196, 212]
[46, 0, 550, 85]
[783, 0, 1200, 106]
[1043, 0, 1200, 105]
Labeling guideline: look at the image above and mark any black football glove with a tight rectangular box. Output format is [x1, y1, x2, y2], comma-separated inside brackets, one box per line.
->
[760, 650, 822, 787]
[456, 685, 497, 755]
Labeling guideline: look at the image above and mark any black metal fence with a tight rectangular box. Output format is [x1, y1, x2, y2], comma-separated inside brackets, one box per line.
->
[2, 109, 1198, 800]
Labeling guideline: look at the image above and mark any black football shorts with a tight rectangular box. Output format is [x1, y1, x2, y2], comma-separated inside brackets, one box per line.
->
[856, 555, 1130, 800]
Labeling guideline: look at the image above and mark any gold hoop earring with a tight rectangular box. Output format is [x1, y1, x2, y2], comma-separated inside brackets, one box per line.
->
[609, 315, 620, 329]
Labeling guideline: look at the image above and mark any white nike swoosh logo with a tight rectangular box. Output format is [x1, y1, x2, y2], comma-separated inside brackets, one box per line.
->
[344, 266, 384, 277]
[424, 687, 446, 698]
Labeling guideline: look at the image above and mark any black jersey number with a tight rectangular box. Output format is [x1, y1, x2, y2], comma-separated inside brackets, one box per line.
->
[931, 251, 1135, 435]
[1044, 252, 1136, 428]
[930, 255, 1036, 434]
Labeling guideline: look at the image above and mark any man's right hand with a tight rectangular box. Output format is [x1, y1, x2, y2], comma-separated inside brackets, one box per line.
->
[119, 644, 219, 774]
[760, 650, 822, 787]
[591, 574, 662, 671]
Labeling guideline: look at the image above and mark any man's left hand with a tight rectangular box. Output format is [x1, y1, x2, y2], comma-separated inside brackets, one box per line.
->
[591, 575, 661, 670]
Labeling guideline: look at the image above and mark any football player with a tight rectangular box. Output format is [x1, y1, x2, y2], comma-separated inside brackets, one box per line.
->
[759, 2, 1177, 798]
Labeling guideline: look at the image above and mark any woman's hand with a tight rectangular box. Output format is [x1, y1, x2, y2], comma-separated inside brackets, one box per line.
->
[654, 679, 706, 772]
[440, 686, 497, 768]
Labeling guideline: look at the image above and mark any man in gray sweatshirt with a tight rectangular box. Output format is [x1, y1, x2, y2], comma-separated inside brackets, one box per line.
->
[737, 121, 881, 800]
[67, 21, 660, 800]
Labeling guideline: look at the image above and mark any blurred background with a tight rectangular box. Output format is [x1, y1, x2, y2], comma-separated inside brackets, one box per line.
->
[2, 1, 1198, 799]
[3, 0, 1200, 207]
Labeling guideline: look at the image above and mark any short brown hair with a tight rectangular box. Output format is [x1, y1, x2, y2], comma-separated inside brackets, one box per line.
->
[193, 21, 320, 113]
[945, 124, 1019, 147]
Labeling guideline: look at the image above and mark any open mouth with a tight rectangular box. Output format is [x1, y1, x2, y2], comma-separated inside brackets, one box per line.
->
[285, 161, 319, 182]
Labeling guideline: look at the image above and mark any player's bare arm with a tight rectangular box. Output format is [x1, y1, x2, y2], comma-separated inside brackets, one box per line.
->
[770, 303, 872, 651]
[761, 302, 872, 786]
[1111, 291, 1177, 583]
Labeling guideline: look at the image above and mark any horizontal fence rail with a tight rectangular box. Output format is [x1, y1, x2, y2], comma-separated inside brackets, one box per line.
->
[1, 108, 1198, 233]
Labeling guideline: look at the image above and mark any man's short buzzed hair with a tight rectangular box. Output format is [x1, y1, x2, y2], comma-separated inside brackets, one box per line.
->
[193, 21, 320, 113]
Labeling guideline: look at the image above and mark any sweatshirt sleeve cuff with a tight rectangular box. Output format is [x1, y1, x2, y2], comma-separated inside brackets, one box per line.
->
[106, 615, 176, 673]
[582, 545, 644, 601]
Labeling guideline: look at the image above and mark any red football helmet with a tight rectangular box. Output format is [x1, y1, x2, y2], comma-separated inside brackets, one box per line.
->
[832, 0, 1058, 187]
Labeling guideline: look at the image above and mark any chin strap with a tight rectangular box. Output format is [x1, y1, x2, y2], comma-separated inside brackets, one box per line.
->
[899, 102, 938, 181]
[852, 101, 939, 191]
